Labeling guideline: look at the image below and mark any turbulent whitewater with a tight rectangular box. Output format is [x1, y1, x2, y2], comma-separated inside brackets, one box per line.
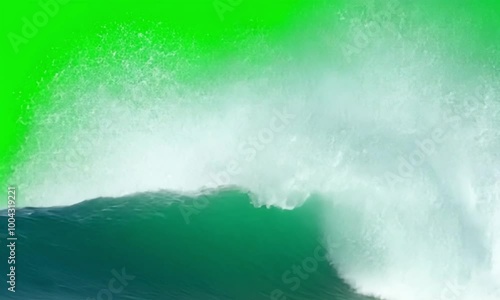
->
[3, 1, 500, 300]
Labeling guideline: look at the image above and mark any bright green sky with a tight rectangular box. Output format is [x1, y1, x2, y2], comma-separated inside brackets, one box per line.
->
[0, 0, 327, 188]
[1, 0, 499, 200]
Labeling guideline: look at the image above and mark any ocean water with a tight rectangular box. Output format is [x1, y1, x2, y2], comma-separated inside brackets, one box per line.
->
[2, 0, 500, 299]
[1, 190, 380, 300]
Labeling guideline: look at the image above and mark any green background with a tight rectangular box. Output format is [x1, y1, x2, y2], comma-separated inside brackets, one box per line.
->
[1, 0, 499, 204]
[0, 0, 326, 189]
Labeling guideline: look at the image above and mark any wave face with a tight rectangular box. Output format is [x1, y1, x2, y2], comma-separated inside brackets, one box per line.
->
[5, 1, 500, 300]
[1, 190, 376, 300]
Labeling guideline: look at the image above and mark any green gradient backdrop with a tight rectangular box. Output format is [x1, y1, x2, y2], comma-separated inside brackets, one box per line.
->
[0, 0, 327, 190]
[1, 0, 499, 205]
